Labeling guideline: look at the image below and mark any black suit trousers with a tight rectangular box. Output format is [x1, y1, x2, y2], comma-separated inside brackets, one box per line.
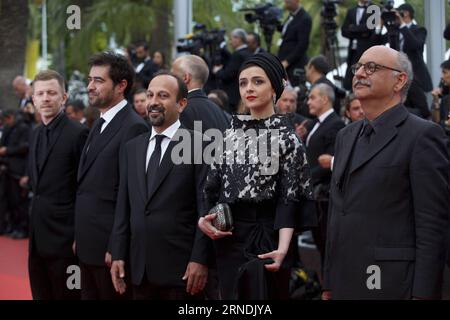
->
[79, 262, 130, 300]
[28, 250, 80, 300]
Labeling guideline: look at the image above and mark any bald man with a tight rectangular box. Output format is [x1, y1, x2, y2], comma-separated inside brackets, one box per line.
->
[172, 55, 230, 133]
[12, 76, 32, 109]
[324, 46, 449, 300]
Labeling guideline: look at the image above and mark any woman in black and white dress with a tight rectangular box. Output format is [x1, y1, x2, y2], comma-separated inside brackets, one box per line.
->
[199, 52, 314, 300]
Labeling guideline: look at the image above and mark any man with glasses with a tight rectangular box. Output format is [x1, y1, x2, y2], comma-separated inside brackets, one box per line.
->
[323, 46, 449, 300]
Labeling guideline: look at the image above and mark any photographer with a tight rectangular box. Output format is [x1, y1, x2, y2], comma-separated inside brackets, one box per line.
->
[378, 3, 433, 92]
[212, 28, 252, 112]
[341, 0, 379, 91]
[278, 0, 312, 87]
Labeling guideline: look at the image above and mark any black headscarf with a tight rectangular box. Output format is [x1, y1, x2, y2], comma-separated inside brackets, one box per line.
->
[239, 52, 287, 101]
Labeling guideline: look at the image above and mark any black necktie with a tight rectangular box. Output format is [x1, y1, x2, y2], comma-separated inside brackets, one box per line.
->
[146, 135, 165, 198]
[359, 122, 374, 144]
[86, 117, 105, 154]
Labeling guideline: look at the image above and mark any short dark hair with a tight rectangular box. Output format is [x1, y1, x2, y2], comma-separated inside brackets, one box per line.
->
[66, 99, 85, 113]
[309, 55, 331, 75]
[133, 88, 147, 96]
[247, 32, 261, 46]
[152, 70, 188, 102]
[136, 42, 149, 51]
[441, 59, 450, 71]
[88, 51, 135, 97]
[33, 70, 66, 93]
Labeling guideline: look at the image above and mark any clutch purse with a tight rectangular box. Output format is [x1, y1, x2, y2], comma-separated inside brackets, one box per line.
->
[211, 203, 233, 232]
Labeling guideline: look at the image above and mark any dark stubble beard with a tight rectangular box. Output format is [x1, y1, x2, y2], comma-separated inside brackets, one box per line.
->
[89, 90, 115, 109]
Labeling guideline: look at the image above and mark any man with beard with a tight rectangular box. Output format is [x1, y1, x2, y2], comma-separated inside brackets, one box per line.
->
[110, 71, 210, 300]
[74, 52, 149, 300]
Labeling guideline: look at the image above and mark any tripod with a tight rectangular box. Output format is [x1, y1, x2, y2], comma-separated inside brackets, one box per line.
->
[323, 25, 344, 86]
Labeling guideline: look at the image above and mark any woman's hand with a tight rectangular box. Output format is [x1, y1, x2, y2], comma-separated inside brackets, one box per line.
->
[198, 213, 233, 240]
[258, 249, 287, 272]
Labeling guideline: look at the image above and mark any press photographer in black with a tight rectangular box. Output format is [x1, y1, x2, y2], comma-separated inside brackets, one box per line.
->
[378, 2, 433, 93]
[341, 0, 379, 91]
[278, 0, 312, 87]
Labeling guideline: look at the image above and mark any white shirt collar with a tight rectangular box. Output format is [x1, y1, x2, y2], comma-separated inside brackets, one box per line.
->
[236, 44, 248, 51]
[100, 99, 127, 124]
[188, 88, 202, 94]
[149, 119, 181, 141]
[318, 108, 334, 123]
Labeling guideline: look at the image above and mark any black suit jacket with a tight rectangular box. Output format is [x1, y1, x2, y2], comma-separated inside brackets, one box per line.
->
[0, 120, 30, 177]
[305, 112, 344, 187]
[28, 114, 88, 258]
[75, 104, 149, 266]
[180, 89, 230, 133]
[136, 58, 158, 89]
[111, 128, 210, 286]
[216, 47, 252, 109]
[341, 6, 380, 90]
[324, 105, 449, 299]
[278, 7, 312, 83]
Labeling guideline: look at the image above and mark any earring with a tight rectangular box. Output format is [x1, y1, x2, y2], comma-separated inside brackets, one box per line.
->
[273, 95, 276, 105]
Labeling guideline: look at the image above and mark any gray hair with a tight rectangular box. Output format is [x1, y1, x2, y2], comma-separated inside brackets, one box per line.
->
[231, 28, 248, 44]
[178, 55, 209, 86]
[312, 83, 335, 106]
[395, 51, 413, 102]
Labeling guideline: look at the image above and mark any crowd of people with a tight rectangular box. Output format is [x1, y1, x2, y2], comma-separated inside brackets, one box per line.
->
[0, 0, 449, 300]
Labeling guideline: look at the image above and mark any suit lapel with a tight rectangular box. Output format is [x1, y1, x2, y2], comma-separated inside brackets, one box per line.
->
[136, 132, 151, 203]
[38, 115, 68, 176]
[349, 105, 409, 174]
[78, 105, 130, 182]
[334, 121, 362, 189]
[145, 138, 177, 207]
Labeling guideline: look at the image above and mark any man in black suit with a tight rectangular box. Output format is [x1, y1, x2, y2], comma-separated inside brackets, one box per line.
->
[74, 52, 149, 300]
[172, 54, 230, 133]
[110, 72, 210, 299]
[213, 28, 252, 112]
[278, 0, 312, 87]
[305, 83, 344, 264]
[25, 70, 88, 300]
[0, 109, 30, 239]
[341, 0, 379, 91]
[134, 42, 158, 90]
[323, 46, 449, 300]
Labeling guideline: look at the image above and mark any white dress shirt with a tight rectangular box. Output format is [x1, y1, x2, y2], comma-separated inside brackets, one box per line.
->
[145, 120, 181, 170]
[306, 108, 334, 147]
[99, 99, 128, 133]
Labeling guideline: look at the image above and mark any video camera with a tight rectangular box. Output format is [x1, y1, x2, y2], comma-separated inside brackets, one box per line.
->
[240, 3, 282, 53]
[380, 0, 400, 50]
[176, 23, 226, 65]
[321, 0, 342, 33]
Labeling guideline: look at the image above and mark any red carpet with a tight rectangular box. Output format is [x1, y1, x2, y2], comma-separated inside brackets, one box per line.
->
[0, 236, 32, 300]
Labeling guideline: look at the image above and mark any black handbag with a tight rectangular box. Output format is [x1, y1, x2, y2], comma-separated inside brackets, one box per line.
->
[211, 203, 233, 232]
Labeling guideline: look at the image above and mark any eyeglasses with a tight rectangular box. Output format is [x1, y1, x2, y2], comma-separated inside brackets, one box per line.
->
[351, 62, 403, 75]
